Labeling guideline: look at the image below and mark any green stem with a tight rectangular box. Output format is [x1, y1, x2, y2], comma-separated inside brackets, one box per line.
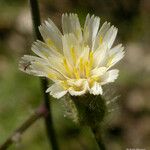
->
[29, 0, 59, 150]
[91, 127, 106, 150]
[71, 94, 106, 150]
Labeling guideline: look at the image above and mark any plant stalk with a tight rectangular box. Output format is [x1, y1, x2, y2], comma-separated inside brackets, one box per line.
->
[29, 0, 59, 150]
[0, 105, 47, 150]
[91, 126, 106, 150]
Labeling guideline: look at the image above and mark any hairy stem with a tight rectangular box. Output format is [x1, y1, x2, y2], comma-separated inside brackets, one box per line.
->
[29, 0, 59, 150]
[71, 95, 106, 150]
[0, 105, 47, 150]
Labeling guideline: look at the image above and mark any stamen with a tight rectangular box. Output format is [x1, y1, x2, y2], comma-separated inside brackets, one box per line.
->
[89, 76, 100, 87]
[73, 85, 81, 91]
[79, 58, 84, 73]
[74, 68, 80, 79]
[99, 36, 103, 44]
[46, 38, 60, 52]
[46, 38, 54, 46]
[92, 76, 100, 81]
[70, 47, 76, 64]
[76, 29, 81, 38]
[61, 81, 69, 90]
[63, 58, 72, 76]
[107, 55, 114, 67]
[89, 51, 93, 68]
[85, 61, 90, 78]
[48, 73, 57, 79]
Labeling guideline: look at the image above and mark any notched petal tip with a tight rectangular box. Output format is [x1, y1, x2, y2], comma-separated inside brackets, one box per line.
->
[89, 82, 103, 95]
[47, 83, 68, 99]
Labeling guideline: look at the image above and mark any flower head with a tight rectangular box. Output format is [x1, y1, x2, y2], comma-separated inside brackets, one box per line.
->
[19, 13, 124, 99]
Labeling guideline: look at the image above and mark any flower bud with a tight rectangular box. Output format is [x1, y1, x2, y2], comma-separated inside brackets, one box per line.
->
[70, 94, 107, 127]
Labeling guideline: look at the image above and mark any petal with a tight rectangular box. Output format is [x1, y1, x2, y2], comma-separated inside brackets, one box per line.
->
[31, 41, 69, 78]
[93, 44, 108, 67]
[103, 26, 118, 49]
[62, 13, 82, 42]
[39, 19, 62, 52]
[76, 46, 90, 66]
[94, 21, 110, 50]
[62, 33, 81, 66]
[68, 80, 88, 96]
[83, 14, 100, 49]
[101, 69, 119, 85]
[46, 18, 62, 36]
[19, 55, 47, 76]
[19, 55, 66, 81]
[46, 83, 67, 99]
[31, 40, 62, 60]
[91, 67, 107, 76]
[69, 88, 87, 96]
[107, 44, 125, 68]
[109, 44, 123, 55]
[89, 82, 103, 95]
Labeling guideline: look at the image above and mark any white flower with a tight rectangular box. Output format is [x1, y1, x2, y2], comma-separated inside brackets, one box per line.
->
[19, 13, 125, 99]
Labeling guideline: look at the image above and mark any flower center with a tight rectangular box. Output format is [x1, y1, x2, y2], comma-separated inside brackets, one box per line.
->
[61, 49, 100, 91]
[63, 50, 94, 80]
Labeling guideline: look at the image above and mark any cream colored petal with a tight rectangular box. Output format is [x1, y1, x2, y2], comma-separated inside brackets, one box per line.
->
[19, 55, 66, 81]
[31, 61, 66, 81]
[67, 79, 85, 86]
[68, 79, 88, 96]
[30, 40, 69, 78]
[103, 26, 118, 49]
[91, 67, 107, 76]
[76, 46, 90, 67]
[62, 13, 82, 42]
[31, 40, 63, 59]
[98, 22, 111, 38]
[101, 69, 119, 85]
[109, 44, 123, 55]
[83, 14, 100, 49]
[46, 83, 67, 99]
[109, 51, 124, 68]
[94, 22, 110, 50]
[62, 33, 81, 66]
[46, 18, 62, 36]
[39, 19, 62, 52]
[107, 44, 125, 68]
[89, 82, 103, 95]
[69, 88, 87, 96]
[19, 55, 47, 76]
[93, 44, 108, 67]
[47, 55, 70, 78]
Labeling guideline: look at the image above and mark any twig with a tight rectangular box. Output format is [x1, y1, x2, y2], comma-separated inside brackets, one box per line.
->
[29, 0, 59, 150]
[0, 104, 47, 150]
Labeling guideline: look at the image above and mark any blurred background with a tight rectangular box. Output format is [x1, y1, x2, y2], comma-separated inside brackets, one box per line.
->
[0, 0, 150, 149]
